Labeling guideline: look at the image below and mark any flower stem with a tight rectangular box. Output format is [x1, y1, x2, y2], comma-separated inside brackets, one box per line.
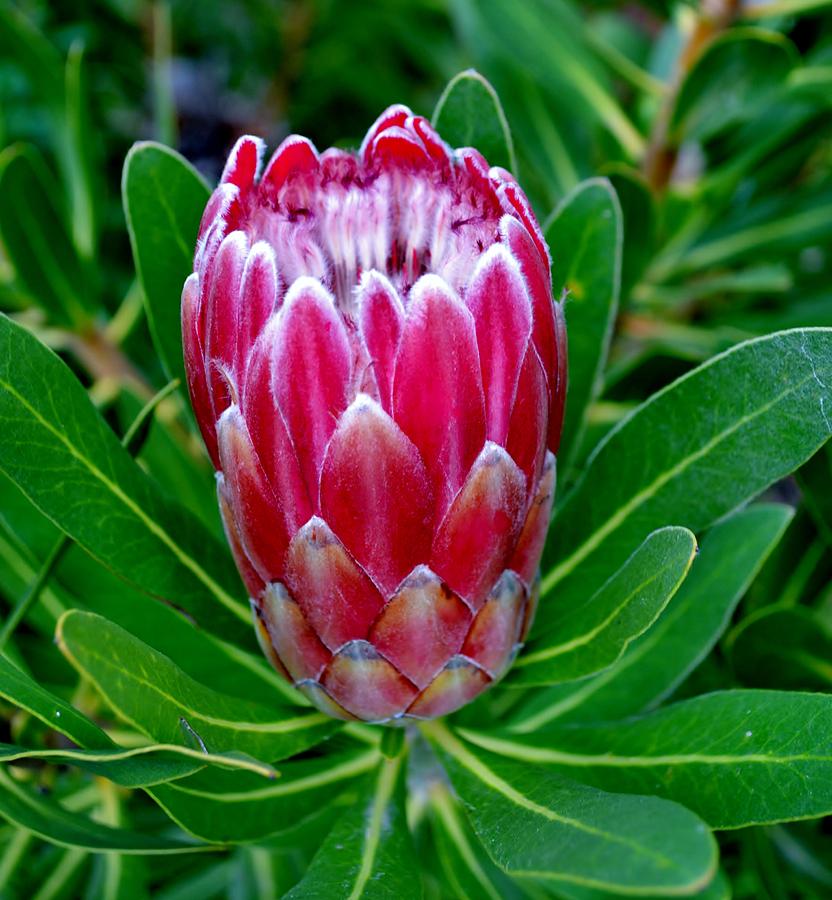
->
[0, 537, 68, 651]
[643, 0, 741, 190]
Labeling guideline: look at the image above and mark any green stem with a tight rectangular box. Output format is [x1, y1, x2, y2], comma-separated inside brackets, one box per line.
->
[0, 537, 68, 651]
[585, 31, 667, 98]
[120, 378, 180, 455]
[152, 1, 178, 148]
[0, 815, 34, 886]
[380, 726, 406, 759]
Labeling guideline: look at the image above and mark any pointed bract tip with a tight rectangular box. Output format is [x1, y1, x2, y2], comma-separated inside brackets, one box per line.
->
[221, 135, 266, 189]
[282, 275, 336, 311]
[262, 135, 320, 191]
[295, 515, 337, 549]
[470, 239, 526, 287]
[407, 271, 460, 307]
[360, 104, 414, 158]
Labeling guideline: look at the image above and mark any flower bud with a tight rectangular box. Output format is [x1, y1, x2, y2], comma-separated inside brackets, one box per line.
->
[183, 106, 566, 722]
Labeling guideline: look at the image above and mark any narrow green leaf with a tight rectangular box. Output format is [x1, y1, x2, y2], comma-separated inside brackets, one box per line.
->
[423, 722, 716, 895]
[666, 191, 832, 279]
[0, 315, 252, 645]
[0, 9, 99, 267]
[463, 691, 832, 829]
[56, 610, 336, 762]
[0, 469, 296, 707]
[0, 146, 90, 326]
[603, 165, 655, 301]
[788, 65, 832, 102]
[767, 824, 832, 892]
[728, 606, 832, 690]
[122, 142, 210, 384]
[150, 860, 235, 900]
[671, 29, 797, 143]
[90, 784, 151, 900]
[285, 751, 421, 899]
[117, 387, 221, 536]
[511, 527, 696, 687]
[512, 504, 792, 730]
[432, 69, 516, 172]
[797, 444, 832, 546]
[429, 783, 525, 900]
[451, 0, 644, 158]
[545, 178, 622, 475]
[64, 42, 97, 262]
[539, 329, 832, 631]
[0, 654, 110, 749]
[149, 748, 378, 844]
[0, 827, 33, 893]
[0, 768, 208, 855]
[109, 602, 301, 709]
[30, 847, 88, 900]
[0, 743, 274, 789]
[743, 0, 832, 15]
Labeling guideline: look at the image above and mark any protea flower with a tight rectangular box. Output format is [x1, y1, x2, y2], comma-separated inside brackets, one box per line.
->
[182, 106, 567, 723]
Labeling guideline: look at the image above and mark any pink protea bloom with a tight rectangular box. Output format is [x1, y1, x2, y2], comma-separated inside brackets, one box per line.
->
[182, 105, 567, 722]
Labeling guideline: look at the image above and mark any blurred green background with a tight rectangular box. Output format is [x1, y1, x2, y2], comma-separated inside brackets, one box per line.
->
[2, 0, 831, 414]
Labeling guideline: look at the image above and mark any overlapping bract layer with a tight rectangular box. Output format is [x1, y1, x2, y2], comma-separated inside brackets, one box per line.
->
[182, 106, 566, 722]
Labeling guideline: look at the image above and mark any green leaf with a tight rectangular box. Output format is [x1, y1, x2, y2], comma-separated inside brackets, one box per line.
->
[728, 606, 832, 690]
[0, 469, 297, 707]
[432, 69, 516, 173]
[538, 329, 832, 631]
[109, 596, 301, 709]
[0, 768, 207, 855]
[149, 747, 378, 844]
[83, 582, 298, 708]
[423, 722, 716, 895]
[122, 142, 210, 385]
[0, 743, 275, 789]
[670, 29, 798, 143]
[429, 783, 526, 900]
[0, 314, 252, 645]
[0, 654, 110, 749]
[117, 388, 221, 536]
[545, 178, 622, 475]
[512, 504, 792, 730]
[462, 690, 832, 829]
[511, 527, 696, 686]
[285, 751, 421, 899]
[0, 146, 90, 326]
[56, 610, 336, 762]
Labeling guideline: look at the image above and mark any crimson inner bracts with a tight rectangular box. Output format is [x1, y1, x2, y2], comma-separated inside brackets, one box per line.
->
[182, 105, 567, 723]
